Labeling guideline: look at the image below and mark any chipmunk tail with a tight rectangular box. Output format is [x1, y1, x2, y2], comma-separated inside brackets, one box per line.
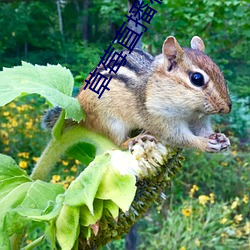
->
[41, 106, 62, 130]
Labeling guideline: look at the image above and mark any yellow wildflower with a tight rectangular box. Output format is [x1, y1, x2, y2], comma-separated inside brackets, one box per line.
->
[26, 121, 33, 129]
[179, 247, 186, 250]
[9, 103, 16, 108]
[18, 152, 30, 159]
[26, 239, 32, 244]
[17, 105, 30, 112]
[0, 130, 8, 138]
[3, 138, 9, 145]
[189, 184, 199, 198]
[51, 175, 61, 183]
[63, 182, 69, 189]
[209, 193, 215, 204]
[234, 214, 243, 224]
[220, 218, 228, 224]
[70, 165, 77, 172]
[75, 159, 81, 165]
[232, 150, 237, 156]
[244, 221, 250, 234]
[231, 197, 240, 209]
[235, 157, 242, 163]
[221, 162, 228, 167]
[11, 119, 18, 127]
[221, 232, 227, 238]
[182, 207, 192, 217]
[198, 195, 210, 206]
[236, 229, 242, 237]
[32, 157, 39, 162]
[3, 111, 9, 116]
[62, 160, 69, 166]
[66, 176, 75, 182]
[19, 161, 28, 169]
[194, 238, 201, 247]
[243, 195, 248, 204]
[4, 147, 10, 152]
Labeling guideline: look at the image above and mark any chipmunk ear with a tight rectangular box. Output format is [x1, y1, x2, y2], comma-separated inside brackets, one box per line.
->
[191, 36, 205, 52]
[162, 36, 184, 64]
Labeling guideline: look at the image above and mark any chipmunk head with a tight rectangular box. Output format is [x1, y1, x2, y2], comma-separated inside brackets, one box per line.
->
[153, 36, 232, 116]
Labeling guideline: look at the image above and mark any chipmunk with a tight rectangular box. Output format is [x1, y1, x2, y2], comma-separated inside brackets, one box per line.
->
[43, 36, 232, 153]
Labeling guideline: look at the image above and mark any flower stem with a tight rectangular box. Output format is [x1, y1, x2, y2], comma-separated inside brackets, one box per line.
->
[30, 126, 118, 181]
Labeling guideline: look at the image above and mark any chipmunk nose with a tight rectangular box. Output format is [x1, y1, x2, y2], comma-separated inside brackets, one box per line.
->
[219, 101, 232, 114]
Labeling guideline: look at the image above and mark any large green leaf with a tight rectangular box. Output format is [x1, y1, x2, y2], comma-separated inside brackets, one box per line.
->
[0, 62, 85, 121]
[56, 205, 80, 250]
[96, 166, 136, 212]
[65, 142, 96, 165]
[63, 154, 110, 213]
[20, 181, 64, 212]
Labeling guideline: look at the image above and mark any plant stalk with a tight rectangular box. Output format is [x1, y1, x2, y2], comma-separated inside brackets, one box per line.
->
[30, 126, 118, 181]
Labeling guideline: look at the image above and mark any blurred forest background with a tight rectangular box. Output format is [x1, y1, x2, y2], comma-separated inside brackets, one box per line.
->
[0, 0, 249, 249]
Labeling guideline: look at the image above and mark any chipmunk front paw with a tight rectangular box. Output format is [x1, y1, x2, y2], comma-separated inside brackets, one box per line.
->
[206, 133, 230, 152]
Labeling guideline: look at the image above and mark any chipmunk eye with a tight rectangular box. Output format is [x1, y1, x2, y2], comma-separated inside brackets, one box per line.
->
[190, 72, 204, 87]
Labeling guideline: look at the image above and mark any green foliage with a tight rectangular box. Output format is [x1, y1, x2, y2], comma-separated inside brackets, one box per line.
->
[138, 197, 249, 249]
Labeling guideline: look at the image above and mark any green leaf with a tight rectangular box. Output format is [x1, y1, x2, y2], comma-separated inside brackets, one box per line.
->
[0, 154, 30, 181]
[0, 176, 32, 201]
[65, 142, 96, 165]
[0, 62, 85, 122]
[56, 205, 80, 250]
[96, 167, 136, 212]
[0, 182, 33, 218]
[64, 154, 111, 213]
[80, 199, 103, 227]
[26, 198, 63, 222]
[45, 220, 56, 249]
[80, 226, 92, 240]
[20, 181, 64, 213]
[103, 200, 119, 219]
